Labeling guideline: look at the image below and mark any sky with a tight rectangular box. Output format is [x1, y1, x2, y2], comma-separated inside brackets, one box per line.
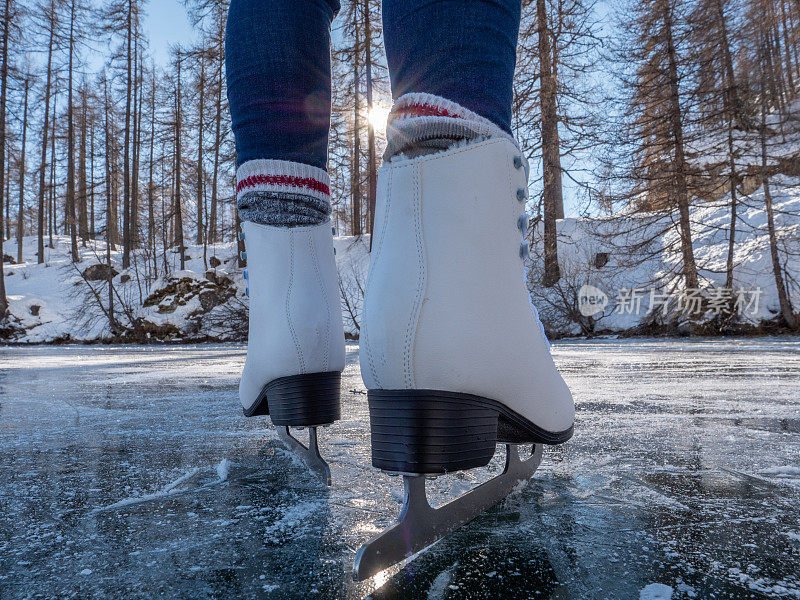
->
[144, 0, 197, 66]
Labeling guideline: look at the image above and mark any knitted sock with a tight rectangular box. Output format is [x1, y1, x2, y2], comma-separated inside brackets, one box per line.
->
[384, 93, 516, 161]
[236, 159, 331, 227]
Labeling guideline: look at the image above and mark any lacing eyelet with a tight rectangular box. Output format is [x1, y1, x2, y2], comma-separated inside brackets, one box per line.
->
[516, 188, 528, 202]
[240, 250, 247, 261]
[517, 213, 529, 233]
[332, 226, 336, 235]
[513, 155, 523, 169]
[243, 269, 248, 280]
[238, 231, 245, 241]
[519, 243, 530, 260]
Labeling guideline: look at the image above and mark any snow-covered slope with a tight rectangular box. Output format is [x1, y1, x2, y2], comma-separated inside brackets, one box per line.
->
[528, 176, 800, 335]
[2, 236, 245, 342]
[1, 233, 371, 344]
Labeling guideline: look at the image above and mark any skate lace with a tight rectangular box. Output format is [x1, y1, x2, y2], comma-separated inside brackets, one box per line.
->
[514, 153, 551, 352]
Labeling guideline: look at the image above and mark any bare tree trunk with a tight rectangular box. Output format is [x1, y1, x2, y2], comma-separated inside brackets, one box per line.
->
[550, 6, 565, 221]
[664, 0, 699, 290]
[714, 0, 740, 290]
[90, 116, 95, 237]
[122, 0, 132, 268]
[105, 73, 116, 334]
[759, 33, 797, 329]
[148, 65, 156, 277]
[131, 32, 142, 251]
[364, 0, 377, 246]
[780, 0, 795, 90]
[3, 145, 7, 241]
[235, 209, 245, 268]
[174, 52, 186, 271]
[196, 52, 205, 246]
[78, 85, 89, 245]
[0, 0, 10, 316]
[17, 76, 29, 263]
[37, 7, 55, 264]
[161, 160, 169, 275]
[103, 75, 116, 250]
[209, 51, 222, 244]
[351, 7, 362, 237]
[724, 122, 739, 291]
[537, 0, 561, 286]
[66, 1, 79, 262]
[49, 93, 56, 246]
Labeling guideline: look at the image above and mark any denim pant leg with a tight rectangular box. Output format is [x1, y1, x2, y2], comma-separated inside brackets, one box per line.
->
[382, 0, 521, 134]
[226, 0, 340, 170]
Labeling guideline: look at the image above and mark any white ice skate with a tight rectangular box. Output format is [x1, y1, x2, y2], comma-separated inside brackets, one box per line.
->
[354, 137, 574, 579]
[239, 220, 346, 485]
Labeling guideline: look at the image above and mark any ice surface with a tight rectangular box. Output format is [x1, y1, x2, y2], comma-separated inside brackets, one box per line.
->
[1, 338, 800, 599]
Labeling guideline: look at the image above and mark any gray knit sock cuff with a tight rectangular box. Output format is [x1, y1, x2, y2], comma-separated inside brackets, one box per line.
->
[236, 159, 331, 227]
[384, 93, 517, 161]
[238, 190, 330, 226]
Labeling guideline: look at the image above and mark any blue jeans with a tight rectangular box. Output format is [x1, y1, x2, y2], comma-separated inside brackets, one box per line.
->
[226, 0, 521, 170]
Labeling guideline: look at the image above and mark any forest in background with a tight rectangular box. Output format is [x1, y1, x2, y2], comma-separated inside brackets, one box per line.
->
[1, 0, 799, 337]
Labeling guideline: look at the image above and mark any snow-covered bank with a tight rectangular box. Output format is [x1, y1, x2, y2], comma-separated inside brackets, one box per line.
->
[0, 233, 370, 344]
[528, 176, 800, 336]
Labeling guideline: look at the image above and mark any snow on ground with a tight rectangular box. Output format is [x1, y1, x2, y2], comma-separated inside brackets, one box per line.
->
[1, 233, 370, 343]
[530, 176, 800, 334]
[1, 338, 799, 599]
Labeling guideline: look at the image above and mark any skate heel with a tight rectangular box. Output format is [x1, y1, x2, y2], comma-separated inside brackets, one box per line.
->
[249, 371, 341, 426]
[367, 390, 499, 474]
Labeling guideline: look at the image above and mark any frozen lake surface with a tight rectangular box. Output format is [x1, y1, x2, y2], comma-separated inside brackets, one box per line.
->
[1, 338, 799, 599]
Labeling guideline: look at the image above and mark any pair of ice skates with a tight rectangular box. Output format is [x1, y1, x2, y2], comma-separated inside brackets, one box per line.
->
[239, 138, 575, 581]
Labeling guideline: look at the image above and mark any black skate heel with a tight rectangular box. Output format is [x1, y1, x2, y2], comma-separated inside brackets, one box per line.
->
[245, 371, 341, 426]
[367, 389, 499, 474]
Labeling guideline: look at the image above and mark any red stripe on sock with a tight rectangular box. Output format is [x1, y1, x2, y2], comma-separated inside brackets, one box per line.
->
[390, 103, 465, 121]
[236, 174, 330, 197]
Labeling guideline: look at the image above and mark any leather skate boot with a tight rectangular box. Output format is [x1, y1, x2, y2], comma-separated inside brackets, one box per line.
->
[360, 136, 574, 474]
[239, 218, 345, 484]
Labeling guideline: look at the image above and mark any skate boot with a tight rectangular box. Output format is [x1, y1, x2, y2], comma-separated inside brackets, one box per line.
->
[353, 133, 574, 579]
[239, 219, 345, 485]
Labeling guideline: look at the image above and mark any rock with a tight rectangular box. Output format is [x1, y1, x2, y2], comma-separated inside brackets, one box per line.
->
[120, 274, 131, 283]
[3, 253, 15, 264]
[143, 275, 234, 315]
[205, 269, 232, 287]
[83, 263, 118, 281]
[29, 305, 41, 316]
[594, 252, 610, 268]
[199, 290, 226, 312]
[209, 256, 221, 268]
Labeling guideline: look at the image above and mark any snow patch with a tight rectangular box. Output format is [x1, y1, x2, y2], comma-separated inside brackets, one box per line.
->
[216, 459, 231, 482]
[640, 583, 673, 600]
[427, 567, 454, 599]
[760, 466, 800, 477]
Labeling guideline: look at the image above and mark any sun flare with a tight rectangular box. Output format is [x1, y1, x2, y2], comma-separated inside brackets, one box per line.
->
[368, 104, 391, 132]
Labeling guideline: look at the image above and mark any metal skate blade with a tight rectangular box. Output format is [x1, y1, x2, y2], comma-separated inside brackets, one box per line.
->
[353, 444, 544, 581]
[276, 426, 332, 486]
